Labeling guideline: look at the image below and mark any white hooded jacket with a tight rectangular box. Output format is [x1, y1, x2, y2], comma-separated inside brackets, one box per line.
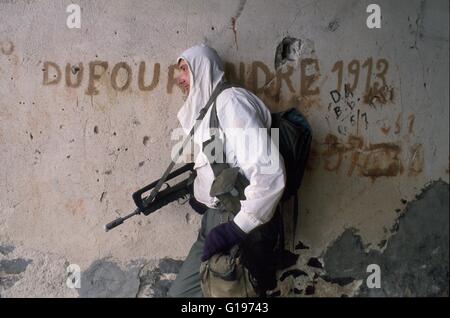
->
[176, 44, 286, 234]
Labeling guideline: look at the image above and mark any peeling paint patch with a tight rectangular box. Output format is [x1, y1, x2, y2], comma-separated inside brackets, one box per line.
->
[0, 258, 32, 275]
[158, 258, 183, 274]
[78, 257, 183, 298]
[0, 276, 21, 290]
[0, 257, 32, 292]
[322, 180, 449, 296]
[0, 245, 15, 256]
[137, 258, 183, 297]
[78, 259, 141, 298]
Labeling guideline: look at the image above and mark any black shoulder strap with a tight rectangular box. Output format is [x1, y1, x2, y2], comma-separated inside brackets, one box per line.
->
[209, 82, 237, 129]
[202, 82, 238, 175]
[210, 99, 220, 129]
[136, 80, 234, 213]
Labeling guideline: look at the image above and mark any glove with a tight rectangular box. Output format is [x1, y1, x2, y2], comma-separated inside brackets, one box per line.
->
[201, 220, 247, 262]
[188, 196, 208, 215]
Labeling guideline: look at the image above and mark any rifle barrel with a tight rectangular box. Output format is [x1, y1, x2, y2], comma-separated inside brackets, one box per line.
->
[104, 208, 140, 232]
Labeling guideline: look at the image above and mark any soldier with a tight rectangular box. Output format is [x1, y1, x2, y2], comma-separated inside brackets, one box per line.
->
[168, 44, 286, 297]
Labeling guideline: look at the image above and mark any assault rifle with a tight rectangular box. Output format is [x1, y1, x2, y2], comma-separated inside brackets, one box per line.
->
[105, 82, 236, 232]
[104, 163, 195, 232]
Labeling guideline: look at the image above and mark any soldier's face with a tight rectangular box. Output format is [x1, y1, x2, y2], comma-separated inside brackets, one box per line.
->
[176, 59, 190, 96]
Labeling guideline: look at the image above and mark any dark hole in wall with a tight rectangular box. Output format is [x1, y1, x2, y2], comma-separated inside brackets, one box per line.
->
[274, 37, 302, 70]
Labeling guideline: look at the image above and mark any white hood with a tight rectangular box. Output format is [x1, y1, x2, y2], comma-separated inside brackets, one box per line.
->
[176, 44, 226, 135]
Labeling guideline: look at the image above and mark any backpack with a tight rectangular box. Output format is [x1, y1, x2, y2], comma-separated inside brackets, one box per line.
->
[271, 108, 312, 201]
[270, 108, 312, 250]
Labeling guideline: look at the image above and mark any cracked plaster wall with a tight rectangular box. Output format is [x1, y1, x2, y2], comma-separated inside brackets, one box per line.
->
[0, 0, 448, 297]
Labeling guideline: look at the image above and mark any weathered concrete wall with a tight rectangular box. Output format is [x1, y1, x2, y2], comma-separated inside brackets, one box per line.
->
[0, 0, 448, 297]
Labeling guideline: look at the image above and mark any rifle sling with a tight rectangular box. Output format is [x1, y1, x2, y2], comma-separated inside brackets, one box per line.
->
[139, 81, 233, 212]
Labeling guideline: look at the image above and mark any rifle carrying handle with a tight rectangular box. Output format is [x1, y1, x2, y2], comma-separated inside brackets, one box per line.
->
[132, 163, 195, 212]
[132, 184, 152, 212]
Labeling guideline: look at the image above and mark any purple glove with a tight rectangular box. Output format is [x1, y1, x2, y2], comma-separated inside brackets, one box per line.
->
[201, 220, 247, 262]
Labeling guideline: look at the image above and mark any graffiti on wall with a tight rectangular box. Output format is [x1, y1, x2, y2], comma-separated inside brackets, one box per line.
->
[41, 59, 321, 98]
[2, 53, 414, 178]
[306, 132, 424, 180]
[40, 57, 395, 121]
[40, 58, 390, 101]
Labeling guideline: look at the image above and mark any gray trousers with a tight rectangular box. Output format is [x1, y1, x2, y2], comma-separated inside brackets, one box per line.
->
[168, 207, 233, 297]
